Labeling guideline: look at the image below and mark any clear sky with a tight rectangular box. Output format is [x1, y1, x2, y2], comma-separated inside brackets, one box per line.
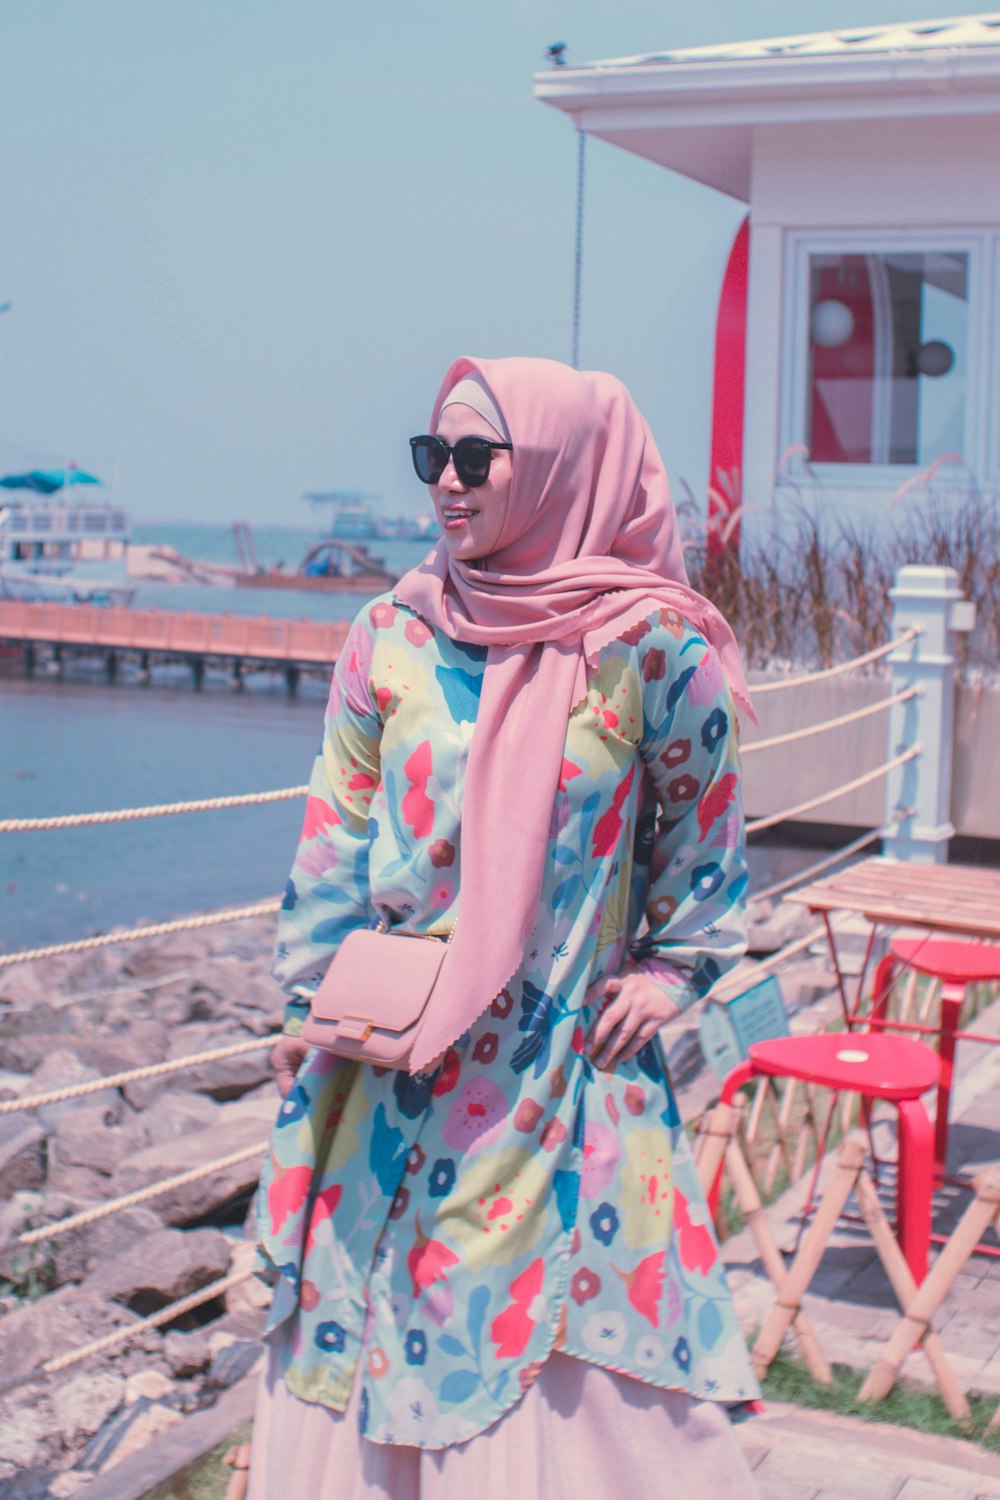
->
[0, 0, 961, 525]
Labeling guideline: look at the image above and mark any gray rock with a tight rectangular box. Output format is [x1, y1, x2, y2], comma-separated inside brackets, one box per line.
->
[44, 1162, 116, 1202]
[0, 1117, 45, 1195]
[125, 1023, 271, 1111]
[0, 1404, 50, 1472]
[31, 1049, 121, 1130]
[66, 1021, 170, 1080]
[51, 1103, 123, 1176]
[81, 1226, 231, 1314]
[0, 1466, 56, 1500]
[206, 1337, 263, 1390]
[114, 1113, 265, 1224]
[52, 1371, 125, 1445]
[118, 1090, 220, 1152]
[80, 1397, 182, 1475]
[53, 1204, 164, 1286]
[162, 1327, 213, 1377]
[0, 1290, 145, 1385]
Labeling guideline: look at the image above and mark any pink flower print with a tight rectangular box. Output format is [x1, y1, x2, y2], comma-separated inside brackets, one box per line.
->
[624, 1084, 645, 1117]
[686, 647, 724, 706]
[618, 617, 651, 647]
[432, 1048, 460, 1097]
[368, 1346, 390, 1378]
[558, 757, 583, 793]
[658, 608, 684, 638]
[408, 1212, 459, 1299]
[390, 1185, 410, 1221]
[429, 839, 455, 868]
[472, 1032, 499, 1066]
[580, 1121, 621, 1199]
[490, 988, 514, 1021]
[432, 880, 455, 908]
[613, 1251, 666, 1328]
[304, 1182, 343, 1256]
[570, 1267, 601, 1305]
[540, 1118, 567, 1152]
[369, 601, 398, 630]
[402, 741, 435, 839]
[591, 762, 636, 857]
[642, 647, 666, 682]
[405, 617, 433, 647]
[301, 796, 340, 842]
[674, 1189, 718, 1275]
[422, 1282, 455, 1327]
[407, 1145, 426, 1175]
[661, 738, 691, 769]
[604, 1092, 620, 1126]
[295, 841, 339, 879]
[441, 1078, 508, 1153]
[489, 1257, 544, 1359]
[667, 774, 699, 805]
[697, 772, 738, 843]
[268, 1161, 314, 1236]
[514, 1098, 544, 1133]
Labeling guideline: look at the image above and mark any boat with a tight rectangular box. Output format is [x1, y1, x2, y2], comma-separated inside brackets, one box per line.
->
[234, 536, 396, 593]
[0, 479, 136, 605]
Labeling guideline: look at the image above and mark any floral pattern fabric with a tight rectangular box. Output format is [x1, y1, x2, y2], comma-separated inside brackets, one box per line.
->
[258, 592, 759, 1449]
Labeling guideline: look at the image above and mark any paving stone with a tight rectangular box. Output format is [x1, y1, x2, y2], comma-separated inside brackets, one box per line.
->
[896, 1480, 978, 1500]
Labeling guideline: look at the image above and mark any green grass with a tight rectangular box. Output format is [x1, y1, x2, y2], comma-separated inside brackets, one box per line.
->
[140, 1421, 252, 1500]
[761, 1346, 1000, 1453]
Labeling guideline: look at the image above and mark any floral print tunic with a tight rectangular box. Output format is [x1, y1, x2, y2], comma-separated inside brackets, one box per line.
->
[258, 592, 759, 1449]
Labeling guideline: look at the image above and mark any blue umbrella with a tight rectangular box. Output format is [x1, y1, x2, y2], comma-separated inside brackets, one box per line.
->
[0, 467, 102, 494]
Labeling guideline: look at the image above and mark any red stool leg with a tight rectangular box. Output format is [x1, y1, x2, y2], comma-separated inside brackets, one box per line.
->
[934, 989, 963, 1180]
[708, 1062, 755, 1219]
[869, 953, 899, 1031]
[896, 1096, 934, 1283]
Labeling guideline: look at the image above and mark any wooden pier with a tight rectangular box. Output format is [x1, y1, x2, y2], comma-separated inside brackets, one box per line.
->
[0, 601, 350, 692]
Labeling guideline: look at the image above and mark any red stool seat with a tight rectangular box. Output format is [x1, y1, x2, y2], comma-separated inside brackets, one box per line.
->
[718, 1032, 941, 1281]
[873, 939, 1000, 1179]
[888, 938, 1000, 988]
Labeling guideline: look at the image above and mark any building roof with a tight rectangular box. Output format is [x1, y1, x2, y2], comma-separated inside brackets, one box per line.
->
[580, 13, 1000, 70]
[534, 11, 1000, 200]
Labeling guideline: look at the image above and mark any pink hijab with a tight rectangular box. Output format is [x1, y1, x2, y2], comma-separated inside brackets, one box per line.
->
[396, 356, 751, 1073]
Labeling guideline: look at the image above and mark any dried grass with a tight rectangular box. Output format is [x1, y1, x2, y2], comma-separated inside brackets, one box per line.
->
[680, 481, 1000, 678]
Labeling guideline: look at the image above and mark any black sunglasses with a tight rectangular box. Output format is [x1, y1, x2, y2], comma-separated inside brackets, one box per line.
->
[409, 434, 513, 489]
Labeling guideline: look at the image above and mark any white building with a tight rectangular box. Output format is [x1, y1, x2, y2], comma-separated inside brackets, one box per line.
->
[535, 14, 1000, 532]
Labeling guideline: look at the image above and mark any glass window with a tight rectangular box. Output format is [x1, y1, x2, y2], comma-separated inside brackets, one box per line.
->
[806, 250, 968, 465]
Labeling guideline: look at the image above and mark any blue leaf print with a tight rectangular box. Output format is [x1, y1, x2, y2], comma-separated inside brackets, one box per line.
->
[551, 846, 577, 866]
[393, 1069, 434, 1120]
[552, 875, 581, 909]
[466, 1283, 490, 1350]
[377, 767, 413, 878]
[437, 1333, 469, 1357]
[312, 882, 354, 903]
[636, 1041, 662, 1082]
[697, 1298, 724, 1351]
[369, 1104, 407, 1196]
[579, 791, 600, 857]
[281, 878, 297, 912]
[490, 1369, 511, 1403]
[435, 665, 482, 723]
[311, 917, 351, 945]
[511, 981, 553, 1076]
[439, 1368, 481, 1404]
[553, 1169, 580, 1232]
[727, 870, 749, 903]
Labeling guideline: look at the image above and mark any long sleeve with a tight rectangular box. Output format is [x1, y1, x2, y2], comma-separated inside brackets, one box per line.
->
[630, 616, 748, 1013]
[272, 614, 382, 1035]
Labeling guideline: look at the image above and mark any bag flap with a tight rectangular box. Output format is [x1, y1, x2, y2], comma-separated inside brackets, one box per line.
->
[310, 928, 447, 1036]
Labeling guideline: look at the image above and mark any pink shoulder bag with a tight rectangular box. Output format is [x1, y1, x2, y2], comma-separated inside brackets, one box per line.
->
[299, 921, 453, 1070]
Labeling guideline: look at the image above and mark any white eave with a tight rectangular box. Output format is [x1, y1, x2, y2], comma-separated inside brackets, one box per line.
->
[533, 12, 1000, 200]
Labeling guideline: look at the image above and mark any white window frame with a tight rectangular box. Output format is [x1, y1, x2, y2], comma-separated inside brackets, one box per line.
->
[779, 228, 990, 491]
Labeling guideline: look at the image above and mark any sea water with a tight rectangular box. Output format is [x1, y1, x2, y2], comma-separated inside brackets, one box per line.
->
[3, 523, 812, 954]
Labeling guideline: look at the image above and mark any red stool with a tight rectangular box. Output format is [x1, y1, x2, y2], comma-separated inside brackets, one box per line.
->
[871, 939, 1000, 1179]
[715, 1032, 941, 1282]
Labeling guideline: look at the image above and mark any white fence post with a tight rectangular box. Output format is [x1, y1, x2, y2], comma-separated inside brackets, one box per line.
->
[883, 564, 975, 864]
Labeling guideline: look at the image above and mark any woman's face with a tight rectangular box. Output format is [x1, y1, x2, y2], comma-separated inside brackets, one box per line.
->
[430, 404, 513, 564]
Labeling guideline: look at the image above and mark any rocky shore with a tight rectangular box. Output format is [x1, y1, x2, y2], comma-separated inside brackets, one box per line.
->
[0, 899, 826, 1498]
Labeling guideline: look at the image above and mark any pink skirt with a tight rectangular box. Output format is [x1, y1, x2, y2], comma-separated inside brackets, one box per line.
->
[247, 1347, 761, 1499]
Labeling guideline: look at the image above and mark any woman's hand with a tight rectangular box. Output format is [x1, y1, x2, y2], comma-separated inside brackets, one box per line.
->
[270, 1034, 309, 1097]
[585, 968, 681, 1071]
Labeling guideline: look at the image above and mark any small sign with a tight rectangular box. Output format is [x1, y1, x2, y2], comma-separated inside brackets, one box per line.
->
[699, 975, 789, 1081]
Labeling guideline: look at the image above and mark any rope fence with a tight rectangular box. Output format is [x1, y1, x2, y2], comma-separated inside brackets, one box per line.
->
[0, 785, 308, 834]
[749, 627, 919, 694]
[0, 1037, 274, 1116]
[745, 746, 920, 837]
[0, 1269, 257, 1400]
[0, 898, 280, 970]
[741, 687, 917, 757]
[0, 1141, 268, 1257]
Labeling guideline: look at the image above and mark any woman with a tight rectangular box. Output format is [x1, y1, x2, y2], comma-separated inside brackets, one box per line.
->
[252, 357, 761, 1497]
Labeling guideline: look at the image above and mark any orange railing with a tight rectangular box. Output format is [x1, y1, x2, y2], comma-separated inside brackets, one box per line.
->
[0, 600, 350, 663]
